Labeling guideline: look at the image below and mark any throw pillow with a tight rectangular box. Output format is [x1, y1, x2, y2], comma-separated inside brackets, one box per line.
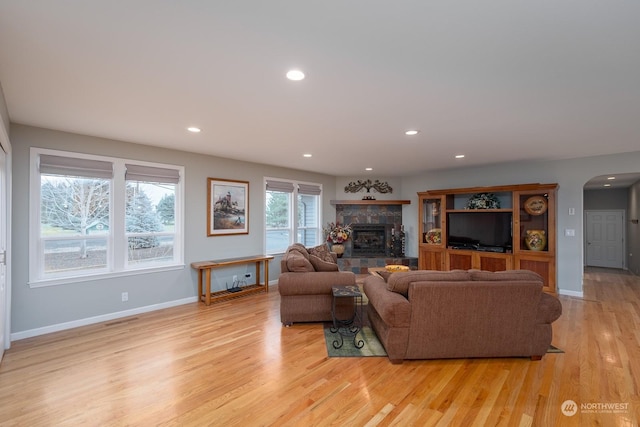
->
[308, 244, 334, 263]
[309, 254, 339, 272]
[285, 250, 314, 272]
[288, 243, 310, 259]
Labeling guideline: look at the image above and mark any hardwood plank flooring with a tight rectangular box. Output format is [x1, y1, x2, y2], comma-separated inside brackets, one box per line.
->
[1, 267, 639, 426]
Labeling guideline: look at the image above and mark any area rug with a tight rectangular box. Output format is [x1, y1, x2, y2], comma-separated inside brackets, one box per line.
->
[324, 326, 562, 358]
[323, 324, 387, 357]
[547, 344, 564, 353]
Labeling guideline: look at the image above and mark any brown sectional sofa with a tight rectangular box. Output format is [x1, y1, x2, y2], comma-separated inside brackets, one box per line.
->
[278, 244, 356, 326]
[363, 269, 562, 363]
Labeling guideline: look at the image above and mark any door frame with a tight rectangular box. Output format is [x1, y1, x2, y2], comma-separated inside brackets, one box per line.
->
[0, 118, 10, 354]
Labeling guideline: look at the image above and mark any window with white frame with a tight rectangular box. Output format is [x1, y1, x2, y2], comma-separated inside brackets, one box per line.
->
[30, 149, 184, 285]
[265, 178, 321, 254]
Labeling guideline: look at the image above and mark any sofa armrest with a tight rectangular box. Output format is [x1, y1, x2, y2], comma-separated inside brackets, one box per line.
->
[277, 271, 356, 296]
[536, 292, 562, 323]
[363, 275, 411, 328]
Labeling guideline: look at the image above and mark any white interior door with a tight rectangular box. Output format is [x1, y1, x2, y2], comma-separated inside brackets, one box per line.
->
[585, 210, 624, 269]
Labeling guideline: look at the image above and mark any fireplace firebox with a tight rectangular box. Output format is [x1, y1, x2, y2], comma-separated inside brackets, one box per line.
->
[351, 225, 389, 256]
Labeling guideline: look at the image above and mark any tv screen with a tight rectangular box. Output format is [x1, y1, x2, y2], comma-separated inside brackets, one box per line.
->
[447, 211, 512, 251]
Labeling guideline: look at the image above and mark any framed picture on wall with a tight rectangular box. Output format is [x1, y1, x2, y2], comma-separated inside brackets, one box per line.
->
[207, 178, 249, 236]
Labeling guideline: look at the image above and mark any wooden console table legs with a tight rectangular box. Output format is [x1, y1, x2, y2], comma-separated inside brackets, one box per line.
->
[191, 255, 274, 306]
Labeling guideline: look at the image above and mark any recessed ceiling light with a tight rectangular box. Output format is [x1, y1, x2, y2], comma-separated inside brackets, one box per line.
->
[604, 184, 611, 187]
[365, 167, 373, 171]
[303, 153, 312, 158]
[187, 127, 201, 133]
[455, 154, 465, 159]
[286, 70, 305, 81]
[405, 130, 419, 136]
[607, 176, 616, 180]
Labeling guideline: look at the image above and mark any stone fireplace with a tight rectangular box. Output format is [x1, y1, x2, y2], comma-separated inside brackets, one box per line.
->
[334, 201, 403, 258]
[330, 200, 418, 273]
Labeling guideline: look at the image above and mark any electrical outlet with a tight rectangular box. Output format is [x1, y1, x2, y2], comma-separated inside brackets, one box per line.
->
[244, 273, 252, 279]
[121, 292, 128, 302]
[233, 275, 238, 283]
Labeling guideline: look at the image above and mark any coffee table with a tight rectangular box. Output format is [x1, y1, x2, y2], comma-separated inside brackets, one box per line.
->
[330, 285, 364, 349]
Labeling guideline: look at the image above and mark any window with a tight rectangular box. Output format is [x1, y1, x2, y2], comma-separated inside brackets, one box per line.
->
[265, 178, 321, 254]
[30, 149, 184, 285]
[125, 164, 180, 267]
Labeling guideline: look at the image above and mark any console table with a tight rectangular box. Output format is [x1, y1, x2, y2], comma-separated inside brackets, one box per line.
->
[191, 254, 274, 305]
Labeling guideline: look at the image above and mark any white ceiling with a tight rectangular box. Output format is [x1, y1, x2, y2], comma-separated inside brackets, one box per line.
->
[1, 1, 639, 181]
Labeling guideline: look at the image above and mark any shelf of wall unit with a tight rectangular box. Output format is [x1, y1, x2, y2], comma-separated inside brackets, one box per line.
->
[418, 183, 558, 294]
[330, 200, 411, 205]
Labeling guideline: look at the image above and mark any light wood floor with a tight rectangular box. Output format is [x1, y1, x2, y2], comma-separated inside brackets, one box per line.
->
[1, 268, 638, 426]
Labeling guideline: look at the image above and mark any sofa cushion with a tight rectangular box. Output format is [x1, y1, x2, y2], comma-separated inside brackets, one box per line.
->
[309, 254, 339, 271]
[387, 270, 471, 297]
[470, 269, 543, 282]
[284, 249, 314, 272]
[308, 244, 334, 263]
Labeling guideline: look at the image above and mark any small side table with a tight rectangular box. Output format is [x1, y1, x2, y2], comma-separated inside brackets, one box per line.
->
[331, 285, 364, 349]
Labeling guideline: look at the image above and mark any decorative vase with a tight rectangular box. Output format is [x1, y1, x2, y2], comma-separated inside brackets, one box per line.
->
[524, 229, 547, 251]
[331, 244, 345, 258]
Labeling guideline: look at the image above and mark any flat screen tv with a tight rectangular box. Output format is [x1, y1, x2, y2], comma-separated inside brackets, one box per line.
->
[447, 211, 513, 252]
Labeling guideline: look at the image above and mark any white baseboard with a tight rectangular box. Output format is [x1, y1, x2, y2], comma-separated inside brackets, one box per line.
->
[558, 289, 583, 298]
[11, 296, 198, 341]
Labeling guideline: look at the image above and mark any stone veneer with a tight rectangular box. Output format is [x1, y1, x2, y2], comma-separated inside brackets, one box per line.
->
[334, 202, 417, 273]
[336, 203, 403, 228]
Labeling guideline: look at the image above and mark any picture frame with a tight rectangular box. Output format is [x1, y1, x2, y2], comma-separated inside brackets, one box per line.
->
[207, 178, 249, 236]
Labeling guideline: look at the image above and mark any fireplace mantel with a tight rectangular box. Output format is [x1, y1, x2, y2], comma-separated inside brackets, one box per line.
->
[330, 200, 411, 206]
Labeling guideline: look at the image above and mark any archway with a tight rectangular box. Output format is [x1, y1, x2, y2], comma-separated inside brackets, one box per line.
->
[583, 173, 640, 270]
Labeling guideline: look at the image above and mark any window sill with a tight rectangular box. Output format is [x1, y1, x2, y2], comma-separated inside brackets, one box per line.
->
[29, 264, 185, 288]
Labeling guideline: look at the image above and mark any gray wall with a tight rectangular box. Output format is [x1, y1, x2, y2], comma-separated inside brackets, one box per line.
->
[628, 181, 640, 276]
[10, 124, 337, 335]
[584, 188, 628, 210]
[397, 152, 640, 296]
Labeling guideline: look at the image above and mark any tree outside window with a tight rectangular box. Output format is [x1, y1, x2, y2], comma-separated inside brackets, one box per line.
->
[40, 176, 110, 273]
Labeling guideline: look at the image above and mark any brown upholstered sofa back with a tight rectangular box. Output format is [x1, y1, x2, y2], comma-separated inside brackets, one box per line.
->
[364, 269, 562, 363]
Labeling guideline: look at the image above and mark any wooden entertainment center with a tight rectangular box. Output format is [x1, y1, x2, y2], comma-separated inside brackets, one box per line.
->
[418, 183, 558, 294]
